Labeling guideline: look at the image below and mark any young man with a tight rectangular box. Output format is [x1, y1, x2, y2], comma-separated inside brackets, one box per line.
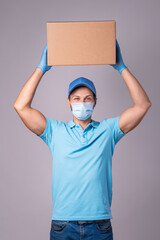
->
[14, 40, 152, 240]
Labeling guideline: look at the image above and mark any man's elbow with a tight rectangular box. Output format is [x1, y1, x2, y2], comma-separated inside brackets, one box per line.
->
[14, 102, 30, 112]
[146, 101, 152, 110]
[14, 105, 22, 115]
[14, 104, 22, 112]
[148, 101, 152, 107]
[140, 101, 152, 112]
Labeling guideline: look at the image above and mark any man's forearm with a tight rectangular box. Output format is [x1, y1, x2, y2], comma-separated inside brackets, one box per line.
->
[121, 68, 152, 109]
[14, 68, 43, 110]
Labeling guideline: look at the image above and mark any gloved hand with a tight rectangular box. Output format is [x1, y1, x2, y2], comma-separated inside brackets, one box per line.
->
[37, 44, 52, 74]
[109, 39, 127, 74]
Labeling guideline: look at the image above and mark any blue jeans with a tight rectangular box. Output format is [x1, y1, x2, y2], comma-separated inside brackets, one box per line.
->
[50, 219, 113, 240]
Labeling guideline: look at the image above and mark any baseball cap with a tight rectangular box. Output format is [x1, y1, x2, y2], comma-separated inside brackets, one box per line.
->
[68, 77, 96, 98]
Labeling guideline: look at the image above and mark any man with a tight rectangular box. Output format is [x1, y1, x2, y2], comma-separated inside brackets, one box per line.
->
[14, 40, 152, 240]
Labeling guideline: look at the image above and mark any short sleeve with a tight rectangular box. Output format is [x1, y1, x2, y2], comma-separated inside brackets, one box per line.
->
[36, 117, 58, 147]
[105, 116, 127, 145]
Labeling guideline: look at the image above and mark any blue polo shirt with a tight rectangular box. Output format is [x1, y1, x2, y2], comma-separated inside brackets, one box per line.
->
[37, 116, 127, 221]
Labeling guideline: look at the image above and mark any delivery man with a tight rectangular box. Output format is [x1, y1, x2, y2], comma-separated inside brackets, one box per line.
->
[14, 40, 152, 240]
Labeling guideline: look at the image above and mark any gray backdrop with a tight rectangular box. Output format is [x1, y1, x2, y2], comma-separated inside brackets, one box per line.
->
[1, 0, 159, 239]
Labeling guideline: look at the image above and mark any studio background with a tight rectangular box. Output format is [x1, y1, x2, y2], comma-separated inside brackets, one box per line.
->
[1, 0, 159, 239]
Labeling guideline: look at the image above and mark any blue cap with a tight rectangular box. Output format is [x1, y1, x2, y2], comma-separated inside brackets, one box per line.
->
[68, 77, 96, 98]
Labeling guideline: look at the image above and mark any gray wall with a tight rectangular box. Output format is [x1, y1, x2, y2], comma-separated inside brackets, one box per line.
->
[1, 0, 159, 239]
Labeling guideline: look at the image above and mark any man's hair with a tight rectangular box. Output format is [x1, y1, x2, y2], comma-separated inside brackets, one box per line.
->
[68, 86, 96, 101]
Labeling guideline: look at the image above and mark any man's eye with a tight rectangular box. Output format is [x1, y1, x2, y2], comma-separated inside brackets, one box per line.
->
[73, 98, 92, 100]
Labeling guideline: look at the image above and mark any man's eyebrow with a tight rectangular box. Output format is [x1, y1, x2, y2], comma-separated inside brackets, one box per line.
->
[72, 94, 93, 97]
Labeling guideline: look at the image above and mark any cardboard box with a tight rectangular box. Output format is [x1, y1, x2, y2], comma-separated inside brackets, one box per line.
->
[46, 20, 116, 66]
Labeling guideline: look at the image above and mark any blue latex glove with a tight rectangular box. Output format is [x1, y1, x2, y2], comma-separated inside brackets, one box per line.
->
[37, 44, 52, 74]
[110, 39, 127, 74]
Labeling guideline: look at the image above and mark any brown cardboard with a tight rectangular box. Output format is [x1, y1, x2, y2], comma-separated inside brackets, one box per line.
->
[46, 20, 116, 66]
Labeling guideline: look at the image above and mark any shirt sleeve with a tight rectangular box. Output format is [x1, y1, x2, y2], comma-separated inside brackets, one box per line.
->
[36, 117, 58, 147]
[105, 116, 127, 145]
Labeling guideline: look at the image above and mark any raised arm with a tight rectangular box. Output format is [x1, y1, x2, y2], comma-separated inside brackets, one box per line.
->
[14, 44, 52, 136]
[109, 40, 152, 134]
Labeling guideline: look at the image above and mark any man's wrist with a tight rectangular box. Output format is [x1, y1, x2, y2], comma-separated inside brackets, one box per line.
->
[35, 67, 44, 76]
[119, 65, 127, 74]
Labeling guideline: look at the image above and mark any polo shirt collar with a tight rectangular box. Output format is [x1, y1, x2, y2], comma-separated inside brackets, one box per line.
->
[67, 119, 99, 129]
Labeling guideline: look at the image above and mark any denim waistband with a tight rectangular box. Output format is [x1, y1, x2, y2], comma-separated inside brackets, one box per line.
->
[68, 219, 110, 225]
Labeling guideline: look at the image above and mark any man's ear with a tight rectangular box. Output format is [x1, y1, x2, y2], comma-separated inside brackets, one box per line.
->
[67, 97, 72, 109]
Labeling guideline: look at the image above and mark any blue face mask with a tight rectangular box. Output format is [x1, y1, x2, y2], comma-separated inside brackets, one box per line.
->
[71, 102, 94, 120]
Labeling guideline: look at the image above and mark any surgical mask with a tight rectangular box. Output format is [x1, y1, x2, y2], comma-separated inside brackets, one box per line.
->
[71, 102, 94, 120]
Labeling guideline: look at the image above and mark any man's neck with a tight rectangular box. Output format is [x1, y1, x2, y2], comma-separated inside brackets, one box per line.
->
[73, 117, 92, 130]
